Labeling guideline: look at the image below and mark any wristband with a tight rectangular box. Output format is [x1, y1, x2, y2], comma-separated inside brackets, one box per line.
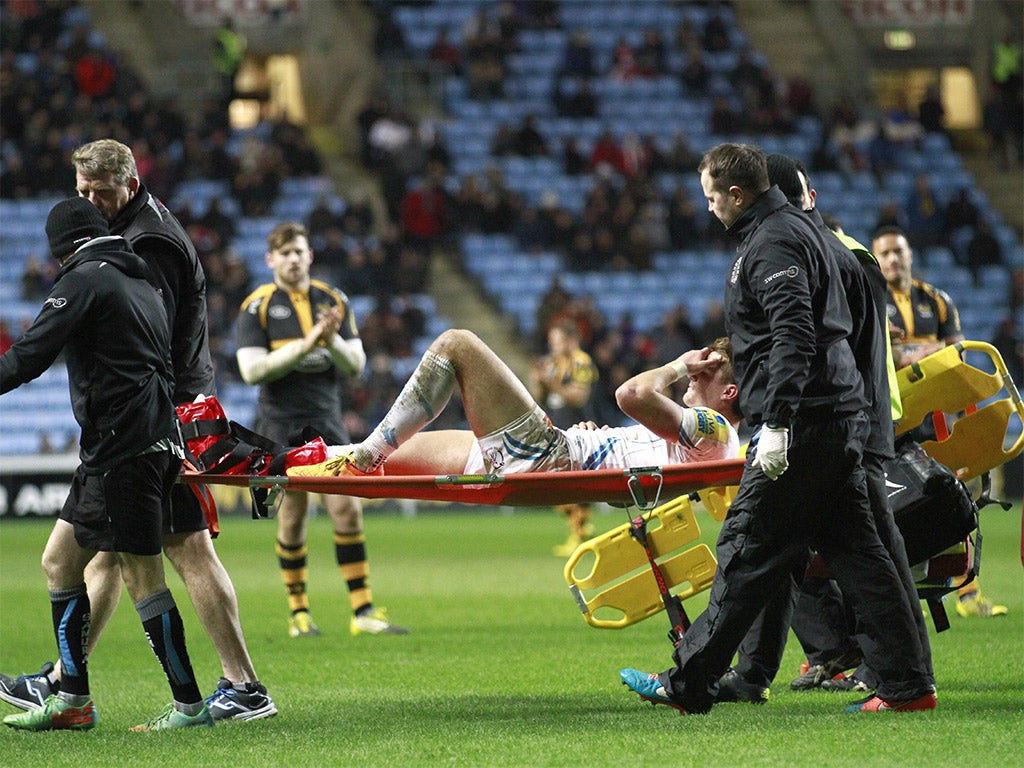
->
[667, 358, 689, 379]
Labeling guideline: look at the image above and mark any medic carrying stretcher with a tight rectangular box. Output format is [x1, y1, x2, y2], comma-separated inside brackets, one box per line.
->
[179, 341, 1022, 639]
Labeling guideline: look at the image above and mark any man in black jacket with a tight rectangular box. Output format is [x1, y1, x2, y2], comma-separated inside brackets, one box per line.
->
[717, 154, 935, 701]
[1, 198, 211, 731]
[0, 140, 274, 722]
[620, 143, 934, 714]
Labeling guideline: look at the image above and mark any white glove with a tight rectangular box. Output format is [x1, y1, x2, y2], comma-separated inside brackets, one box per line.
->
[753, 425, 789, 480]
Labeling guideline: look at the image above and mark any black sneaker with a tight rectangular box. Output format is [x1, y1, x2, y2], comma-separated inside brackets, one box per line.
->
[0, 662, 58, 711]
[790, 650, 863, 691]
[821, 673, 873, 693]
[204, 678, 278, 721]
[716, 668, 770, 704]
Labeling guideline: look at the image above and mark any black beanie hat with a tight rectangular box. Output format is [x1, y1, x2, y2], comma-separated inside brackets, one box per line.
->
[46, 197, 109, 260]
[765, 153, 804, 208]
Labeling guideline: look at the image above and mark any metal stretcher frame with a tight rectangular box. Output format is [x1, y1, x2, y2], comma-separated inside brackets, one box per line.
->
[180, 458, 747, 507]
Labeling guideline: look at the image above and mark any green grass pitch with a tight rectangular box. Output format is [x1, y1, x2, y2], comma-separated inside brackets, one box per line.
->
[1, 500, 1021, 767]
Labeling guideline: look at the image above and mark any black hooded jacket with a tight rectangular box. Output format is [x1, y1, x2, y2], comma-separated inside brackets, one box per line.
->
[0, 237, 176, 472]
[110, 184, 215, 403]
[723, 186, 867, 428]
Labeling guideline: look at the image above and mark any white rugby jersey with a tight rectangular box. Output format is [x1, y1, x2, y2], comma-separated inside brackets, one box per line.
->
[465, 406, 739, 475]
[564, 420, 739, 470]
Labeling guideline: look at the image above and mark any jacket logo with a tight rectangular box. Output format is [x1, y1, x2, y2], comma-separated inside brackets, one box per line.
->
[44, 297, 67, 309]
[763, 266, 799, 285]
[729, 255, 743, 285]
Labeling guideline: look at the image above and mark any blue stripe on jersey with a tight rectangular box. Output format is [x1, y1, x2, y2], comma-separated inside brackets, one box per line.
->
[582, 437, 620, 470]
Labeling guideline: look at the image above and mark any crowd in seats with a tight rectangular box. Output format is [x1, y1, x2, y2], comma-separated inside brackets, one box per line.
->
[380, 0, 1021, 426]
[0, 1, 450, 455]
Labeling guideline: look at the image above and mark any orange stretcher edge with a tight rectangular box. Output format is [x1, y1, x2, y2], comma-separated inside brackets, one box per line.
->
[179, 458, 747, 507]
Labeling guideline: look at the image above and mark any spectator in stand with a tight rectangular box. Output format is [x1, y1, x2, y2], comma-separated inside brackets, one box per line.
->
[665, 130, 700, 173]
[943, 187, 980, 245]
[211, 17, 246, 108]
[73, 44, 116, 98]
[590, 130, 626, 175]
[428, 28, 462, 75]
[560, 29, 596, 79]
[679, 45, 710, 96]
[703, 8, 732, 52]
[463, 8, 506, 100]
[399, 160, 449, 254]
[786, 74, 817, 117]
[199, 197, 237, 246]
[697, 301, 726, 347]
[866, 119, 900, 186]
[654, 305, 699, 363]
[991, 315, 1023, 385]
[964, 219, 1003, 286]
[917, 85, 946, 135]
[610, 37, 641, 81]
[561, 136, 588, 175]
[510, 113, 549, 157]
[635, 27, 667, 77]
[982, 83, 1022, 169]
[710, 95, 744, 135]
[667, 188, 704, 250]
[554, 77, 597, 118]
[903, 173, 946, 248]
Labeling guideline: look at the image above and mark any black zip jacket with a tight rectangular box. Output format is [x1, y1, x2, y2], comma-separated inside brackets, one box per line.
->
[0, 238, 177, 473]
[724, 186, 866, 428]
[110, 184, 215, 403]
[809, 208, 895, 459]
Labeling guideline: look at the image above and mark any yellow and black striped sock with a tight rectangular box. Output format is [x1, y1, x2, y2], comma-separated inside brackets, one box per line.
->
[276, 540, 310, 615]
[335, 532, 371, 616]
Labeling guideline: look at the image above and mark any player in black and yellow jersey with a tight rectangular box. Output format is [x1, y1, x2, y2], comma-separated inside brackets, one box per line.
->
[875, 225, 1005, 619]
[528, 320, 599, 557]
[235, 222, 408, 637]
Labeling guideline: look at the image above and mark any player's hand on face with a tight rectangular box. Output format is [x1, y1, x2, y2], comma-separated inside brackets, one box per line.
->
[680, 347, 724, 379]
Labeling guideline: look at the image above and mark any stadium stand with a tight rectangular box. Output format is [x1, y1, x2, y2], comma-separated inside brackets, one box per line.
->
[1, 0, 1020, 452]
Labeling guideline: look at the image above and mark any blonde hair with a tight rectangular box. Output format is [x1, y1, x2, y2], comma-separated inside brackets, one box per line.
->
[70, 139, 138, 186]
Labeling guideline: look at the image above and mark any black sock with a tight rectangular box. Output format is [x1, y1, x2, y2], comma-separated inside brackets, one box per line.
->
[135, 589, 202, 706]
[50, 585, 90, 697]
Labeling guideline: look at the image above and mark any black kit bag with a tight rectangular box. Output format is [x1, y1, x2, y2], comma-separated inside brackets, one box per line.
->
[883, 434, 980, 567]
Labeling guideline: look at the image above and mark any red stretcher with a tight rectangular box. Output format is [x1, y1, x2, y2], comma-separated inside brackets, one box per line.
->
[180, 458, 746, 508]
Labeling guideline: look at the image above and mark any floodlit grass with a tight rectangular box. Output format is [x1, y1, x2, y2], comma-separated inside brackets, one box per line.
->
[1, 501, 1021, 767]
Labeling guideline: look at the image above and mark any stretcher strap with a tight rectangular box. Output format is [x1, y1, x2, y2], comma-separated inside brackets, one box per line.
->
[629, 514, 690, 645]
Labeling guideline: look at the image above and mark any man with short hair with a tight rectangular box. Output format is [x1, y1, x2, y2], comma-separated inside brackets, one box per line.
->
[719, 155, 935, 701]
[875, 225, 1006, 620]
[235, 221, 407, 637]
[1, 198, 210, 731]
[0, 139, 275, 722]
[620, 143, 934, 715]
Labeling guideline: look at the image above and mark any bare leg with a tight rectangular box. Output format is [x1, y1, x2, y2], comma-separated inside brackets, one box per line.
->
[41, 520, 96, 592]
[355, 330, 539, 472]
[83, 553, 123, 654]
[162, 530, 257, 684]
[432, 329, 540, 435]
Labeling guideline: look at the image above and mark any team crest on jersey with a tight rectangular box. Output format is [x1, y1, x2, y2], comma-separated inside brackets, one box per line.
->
[915, 304, 934, 319]
[269, 305, 292, 319]
[485, 447, 505, 469]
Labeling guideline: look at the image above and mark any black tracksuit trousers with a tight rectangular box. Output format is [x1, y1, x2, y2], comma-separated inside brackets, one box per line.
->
[659, 413, 932, 713]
